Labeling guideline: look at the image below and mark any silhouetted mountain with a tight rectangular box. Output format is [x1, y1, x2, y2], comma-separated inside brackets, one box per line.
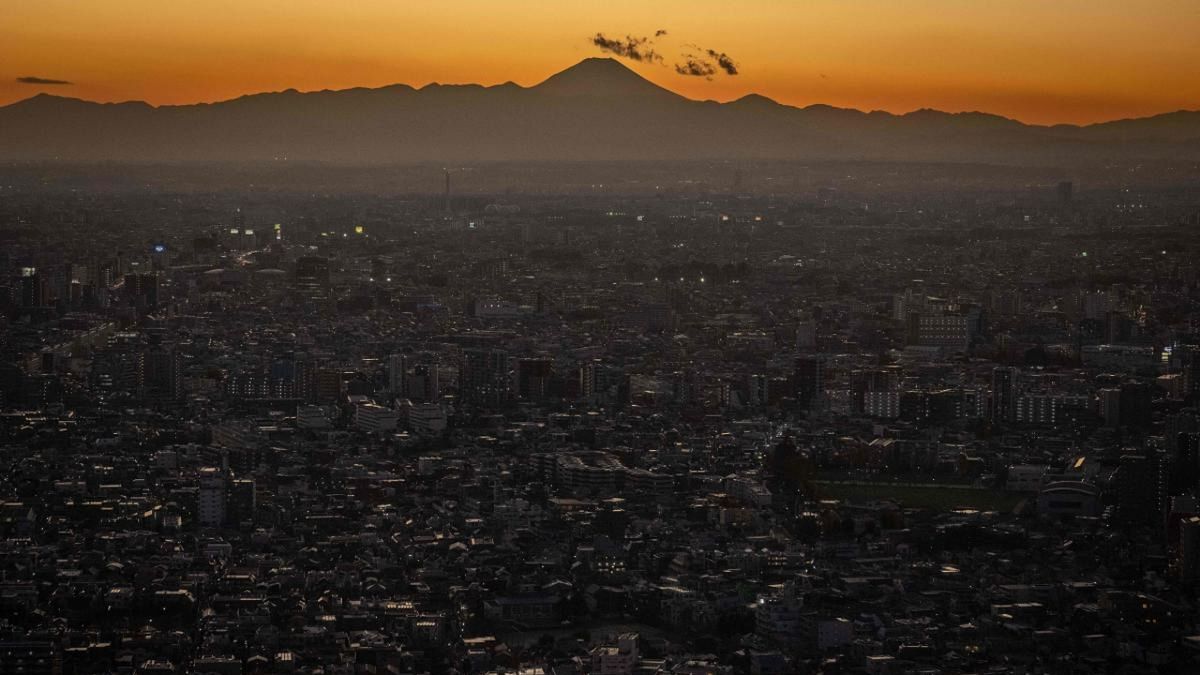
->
[2, 57, 1198, 164]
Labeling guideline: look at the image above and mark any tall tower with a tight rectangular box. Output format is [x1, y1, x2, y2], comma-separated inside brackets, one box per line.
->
[793, 357, 824, 410]
[460, 348, 511, 407]
[991, 367, 1015, 422]
[1116, 453, 1166, 528]
[388, 354, 408, 395]
[444, 169, 451, 214]
[198, 467, 228, 528]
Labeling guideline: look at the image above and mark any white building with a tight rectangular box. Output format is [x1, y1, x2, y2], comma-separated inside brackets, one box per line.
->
[354, 403, 399, 433]
[198, 467, 227, 528]
[406, 402, 447, 436]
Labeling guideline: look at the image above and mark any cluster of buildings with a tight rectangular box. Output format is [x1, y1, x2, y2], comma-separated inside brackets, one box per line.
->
[2, 167, 1200, 673]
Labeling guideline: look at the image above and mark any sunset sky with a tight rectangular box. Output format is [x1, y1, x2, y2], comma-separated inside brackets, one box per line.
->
[3, 0, 1199, 125]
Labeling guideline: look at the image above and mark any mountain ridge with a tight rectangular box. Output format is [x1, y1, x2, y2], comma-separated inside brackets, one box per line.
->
[2, 57, 1198, 164]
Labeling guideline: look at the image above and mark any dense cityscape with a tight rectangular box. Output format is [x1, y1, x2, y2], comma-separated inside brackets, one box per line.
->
[1, 161, 1199, 674]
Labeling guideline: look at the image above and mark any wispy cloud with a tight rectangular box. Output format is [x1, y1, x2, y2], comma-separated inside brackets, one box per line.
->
[591, 33, 663, 63]
[674, 58, 716, 80]
[590, 32, 742, 78]
[673, 44, 741, 80]
[17, 76, 73, 85]
[704, 49, 738, 76]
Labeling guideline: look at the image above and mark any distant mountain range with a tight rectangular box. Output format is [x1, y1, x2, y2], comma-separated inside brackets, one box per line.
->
[2, 57, 1199, 164]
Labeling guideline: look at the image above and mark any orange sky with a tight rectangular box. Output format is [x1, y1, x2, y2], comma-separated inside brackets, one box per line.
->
[3, 0, 1199, 125]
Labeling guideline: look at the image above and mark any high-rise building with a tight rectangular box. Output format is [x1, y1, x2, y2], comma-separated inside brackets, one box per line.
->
[1081, 290, 1112, 321]
[123, 272, 159, 312]
[1116, 453, 1167, 528]
[899, 390, 930, 422]
[314, 368, 344, 402]
[1184, 348, 1200, 403]
[407, 362, 440, 402]
[198, 467, 228, 528]
[140, 347, 183, 401]
[295, 256, 331, 293]
[1098, 388, 1121, 427]
[793, 357, 824, 410]
[990, 367, 1016, 422]
[294, 358, 317, 402]
[1173, 432, 1200, 495]
[1180, 517, 1200, 584]
[388, 354, 408, 395]
[228, 478, 256, 525]
[460, 349, 512, 407]
[579, 361, 598, 402]
[795, 321, 817, 350]
[517, 358, 553, 402]
[1118, 381, 1155, 428]
[1057, 180, 1074, 204]
[16, 268, 49, 309]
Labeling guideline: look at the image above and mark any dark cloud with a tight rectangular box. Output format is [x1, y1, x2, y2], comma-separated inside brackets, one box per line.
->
[704, 49, 739, 76]
[591, 33, 663, 63]
[17, 76, 72, 85]
[655, 29, 668, 37]
[674, 58, 716, 80]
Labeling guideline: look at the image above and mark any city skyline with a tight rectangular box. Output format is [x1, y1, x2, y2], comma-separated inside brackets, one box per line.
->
[5, 3, 1200, 673]
[5, 0, 1200, 125]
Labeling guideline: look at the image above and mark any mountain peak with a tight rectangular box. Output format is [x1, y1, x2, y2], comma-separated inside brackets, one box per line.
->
[534, 57, 679, 99]
[730, 93, 782, 109]
[554, 57, 637, 77]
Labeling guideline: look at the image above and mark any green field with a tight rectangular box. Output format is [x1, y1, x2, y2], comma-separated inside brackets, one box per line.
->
[815, 480, 1024, 511]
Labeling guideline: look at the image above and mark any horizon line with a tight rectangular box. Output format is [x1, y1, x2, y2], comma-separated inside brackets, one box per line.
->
[5, 57, 1198, 129]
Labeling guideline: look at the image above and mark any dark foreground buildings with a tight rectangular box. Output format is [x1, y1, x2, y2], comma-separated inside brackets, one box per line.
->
[2, 162, 1200, 673]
